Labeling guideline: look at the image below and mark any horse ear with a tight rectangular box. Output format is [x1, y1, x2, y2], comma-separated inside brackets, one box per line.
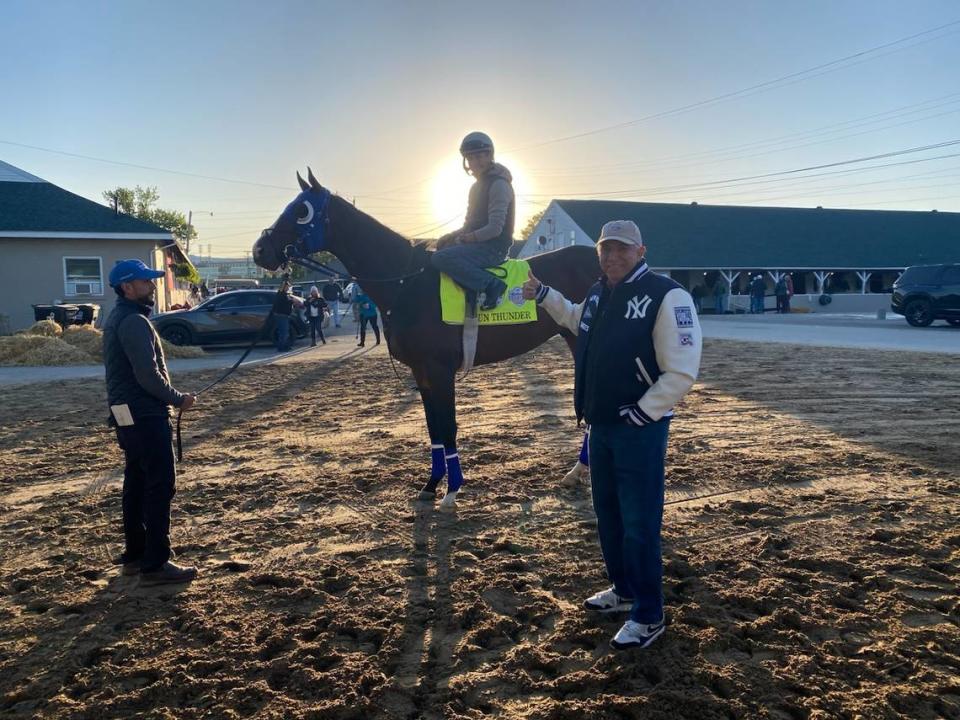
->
[296, 171, 310, 192]
[307, 168, 322, 191]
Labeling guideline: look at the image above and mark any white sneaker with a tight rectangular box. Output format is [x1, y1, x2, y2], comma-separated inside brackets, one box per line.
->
[583, 587, 633, 613]
[610, 618, 666, 650]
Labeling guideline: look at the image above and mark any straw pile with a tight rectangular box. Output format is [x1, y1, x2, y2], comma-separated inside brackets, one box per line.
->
[25, 320, 63, 337]
[62, 325, 104, 359]
[0, 335, 96, 366]
[0, 324, 205, 366]
[160, 340, 206, 359]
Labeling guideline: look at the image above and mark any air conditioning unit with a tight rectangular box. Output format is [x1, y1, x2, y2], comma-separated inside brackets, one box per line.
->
[66, 281, 101, 296]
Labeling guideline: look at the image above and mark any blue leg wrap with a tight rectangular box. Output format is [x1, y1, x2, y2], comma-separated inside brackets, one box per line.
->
[430, 444, 446, 480]
[579, 431, 590, 467]
[445, 447, 464, 493]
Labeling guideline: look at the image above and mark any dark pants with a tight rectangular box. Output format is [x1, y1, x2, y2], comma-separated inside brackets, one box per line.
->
[275, 314, 291, 351]
[776, 295, 788, 313]
[115, 416, 176, 572]
[308, 316, 325, 345]
[589, 419, 670, 624]
[359, 315, 380, 345]
[430, 241, 507, 294]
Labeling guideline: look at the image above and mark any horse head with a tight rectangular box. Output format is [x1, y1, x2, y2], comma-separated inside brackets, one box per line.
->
[252, 169, 333, 271]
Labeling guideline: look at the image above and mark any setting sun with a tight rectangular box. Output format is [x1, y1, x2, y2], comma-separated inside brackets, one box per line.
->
[429, 153, 532, 235]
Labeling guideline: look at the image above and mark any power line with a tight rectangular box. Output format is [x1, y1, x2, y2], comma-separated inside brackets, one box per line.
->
[507, 19, 960, 152]
[523, 140, 960, 199]
[525, 93, 960, 180]
[0, 139, 299, 191]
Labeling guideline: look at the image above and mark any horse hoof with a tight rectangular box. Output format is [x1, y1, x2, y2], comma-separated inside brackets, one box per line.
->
[439, 491, 458, 510]
[418, 490, 437, 501]
[562, 461, 590, 487]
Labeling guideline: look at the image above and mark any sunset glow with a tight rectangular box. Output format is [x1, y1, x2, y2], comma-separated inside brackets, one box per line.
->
[429, 153, 534, 236]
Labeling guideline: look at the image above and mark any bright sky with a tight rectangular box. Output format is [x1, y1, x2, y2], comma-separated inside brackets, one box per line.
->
[2, 0, 959, 257]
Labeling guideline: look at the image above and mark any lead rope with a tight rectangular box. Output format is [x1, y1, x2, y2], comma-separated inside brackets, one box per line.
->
[175, 278, 291, 461]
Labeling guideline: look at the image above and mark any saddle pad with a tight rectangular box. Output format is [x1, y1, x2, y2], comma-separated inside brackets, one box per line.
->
[440, 259, 538, 325]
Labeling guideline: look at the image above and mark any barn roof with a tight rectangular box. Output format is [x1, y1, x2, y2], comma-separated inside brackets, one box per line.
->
[556, 199, 960, 268]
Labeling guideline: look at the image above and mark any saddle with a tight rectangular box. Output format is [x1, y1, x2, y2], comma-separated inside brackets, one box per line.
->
[439, 259, 538, 326]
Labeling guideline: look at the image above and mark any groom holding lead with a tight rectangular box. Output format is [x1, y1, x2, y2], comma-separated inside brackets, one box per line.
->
[523, 220, 702, 650]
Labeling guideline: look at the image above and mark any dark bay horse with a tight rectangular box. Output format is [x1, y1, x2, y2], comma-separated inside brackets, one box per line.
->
[253, 170, 598, 507]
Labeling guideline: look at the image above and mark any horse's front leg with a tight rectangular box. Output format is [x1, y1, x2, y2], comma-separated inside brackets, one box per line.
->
[416, 383, 447, 500]
[422, 364, 461, 509]
[415, 365, 460, 505]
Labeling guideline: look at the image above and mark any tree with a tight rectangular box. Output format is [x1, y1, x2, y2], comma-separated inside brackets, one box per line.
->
[103, 186, 196, 248]
[519, 209, 545, 240]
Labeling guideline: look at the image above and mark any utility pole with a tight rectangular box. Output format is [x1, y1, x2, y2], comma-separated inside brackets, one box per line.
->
[186, 210, 213, 256]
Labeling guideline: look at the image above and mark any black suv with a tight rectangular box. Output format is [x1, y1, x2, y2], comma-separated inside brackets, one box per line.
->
[891, 264, 960, 327]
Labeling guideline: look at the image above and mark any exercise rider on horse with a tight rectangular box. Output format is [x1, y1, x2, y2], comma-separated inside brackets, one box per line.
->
[431, 131, 515, 311]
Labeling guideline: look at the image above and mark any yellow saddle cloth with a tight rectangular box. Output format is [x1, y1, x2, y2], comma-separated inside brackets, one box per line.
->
[440, 259, 538, 325]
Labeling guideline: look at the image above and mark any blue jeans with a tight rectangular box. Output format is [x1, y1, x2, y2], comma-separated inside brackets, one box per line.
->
[328, 299, 341, 327]
[275, 314, 291, 351]
[430, 241, 507, 294]
[589, 420, 670, 624]
[715, 294, 726, 314]
[115, 416, 176, 572]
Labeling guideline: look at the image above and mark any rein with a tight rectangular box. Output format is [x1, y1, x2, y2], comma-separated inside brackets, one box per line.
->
[175, 278, 291, 461]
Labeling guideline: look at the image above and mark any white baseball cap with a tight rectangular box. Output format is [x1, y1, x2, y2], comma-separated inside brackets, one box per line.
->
[598, 220, 643, 247]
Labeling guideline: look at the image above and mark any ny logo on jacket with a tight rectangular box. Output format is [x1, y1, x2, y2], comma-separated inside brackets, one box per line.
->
[625, 294, 653, 319]
[573, 261, 699, 424]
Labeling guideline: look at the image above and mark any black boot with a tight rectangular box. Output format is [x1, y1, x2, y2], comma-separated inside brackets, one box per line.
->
[480, 279, 507, 311]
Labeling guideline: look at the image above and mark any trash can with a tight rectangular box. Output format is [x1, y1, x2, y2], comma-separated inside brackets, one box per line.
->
[75, 303, 100, 325]
[51, 304, 81, 326]
[33, 304, 55, 322]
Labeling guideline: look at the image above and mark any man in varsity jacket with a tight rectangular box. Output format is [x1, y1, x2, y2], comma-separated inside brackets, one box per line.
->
[523, 219, 702, 650]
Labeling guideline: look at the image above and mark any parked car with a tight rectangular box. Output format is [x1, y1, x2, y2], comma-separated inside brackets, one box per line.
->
[891, 264, 960, 327]
[152, 290, 306, 346]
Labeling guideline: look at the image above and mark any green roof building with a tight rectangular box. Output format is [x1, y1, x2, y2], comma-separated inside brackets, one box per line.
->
[519, 199, 960, 305]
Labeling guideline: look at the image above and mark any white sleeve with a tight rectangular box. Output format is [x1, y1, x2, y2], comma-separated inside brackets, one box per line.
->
[537, 286, 584, 335]
[637, 287, 702, 421]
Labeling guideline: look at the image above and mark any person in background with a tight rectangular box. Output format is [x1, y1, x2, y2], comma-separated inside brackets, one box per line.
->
[775, 275, 789, 314]
[102, 259, 198, 586]
[344, 278, 362, 325]
[691, 283, 704, 314]
[713, 278, 727, 315]
[750, 275, 765, 314]
[304, 286, 328, 346]
[322, 280, 345, 328]
[274, 282, 304, 352]
[355, 289, 381, 347]
[522, 220, 702, 650]
[784, 273, 794, 313]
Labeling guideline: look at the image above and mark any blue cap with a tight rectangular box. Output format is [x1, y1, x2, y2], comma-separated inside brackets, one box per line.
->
[109, 259, 165, 288]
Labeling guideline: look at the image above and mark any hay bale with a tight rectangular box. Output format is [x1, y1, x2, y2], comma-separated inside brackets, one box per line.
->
[62, 325, 105, 360]
[160, 340, 206, 359]
[0, 335, 96, 366]
[1, 321, 204, 365]
[24, 320, 63, 337]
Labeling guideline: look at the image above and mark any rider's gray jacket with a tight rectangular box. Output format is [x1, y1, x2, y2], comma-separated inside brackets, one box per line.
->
[536, 262, 702, 424]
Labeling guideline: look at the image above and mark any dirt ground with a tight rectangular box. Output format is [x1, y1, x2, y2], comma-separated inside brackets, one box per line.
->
[1, 337, 958, 719]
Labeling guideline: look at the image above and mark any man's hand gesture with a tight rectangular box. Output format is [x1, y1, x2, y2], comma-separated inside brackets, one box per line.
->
[522, 270, 543, 301]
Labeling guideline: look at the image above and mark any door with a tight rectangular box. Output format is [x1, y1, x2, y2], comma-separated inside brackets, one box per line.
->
[937, 265, 960, 318]
[202, 294, 257, 342]
[232, 292, 277, 341]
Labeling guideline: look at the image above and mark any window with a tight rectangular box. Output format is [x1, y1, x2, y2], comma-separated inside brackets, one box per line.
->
[941, 266, 960, 285]
[63, 257, 103, 296]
